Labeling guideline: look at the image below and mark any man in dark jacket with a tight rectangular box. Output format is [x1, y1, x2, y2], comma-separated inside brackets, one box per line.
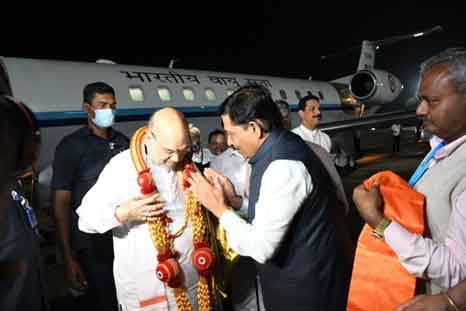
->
[190, 84, 351, 310]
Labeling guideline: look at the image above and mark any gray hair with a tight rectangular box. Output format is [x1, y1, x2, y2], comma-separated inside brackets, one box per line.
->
[420, 47, 466, 94]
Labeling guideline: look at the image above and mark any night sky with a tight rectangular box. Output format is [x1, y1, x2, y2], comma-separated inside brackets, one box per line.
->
[3, 3, 465, 86]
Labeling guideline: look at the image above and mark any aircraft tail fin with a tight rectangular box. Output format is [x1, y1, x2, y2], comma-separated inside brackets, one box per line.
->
[322, 25, 443, 72]
[357, 40, 376, 71]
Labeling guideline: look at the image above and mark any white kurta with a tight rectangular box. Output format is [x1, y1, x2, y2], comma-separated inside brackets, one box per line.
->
[219, 160, 313, 264]
[210, 148, 250, 215]
[192, 148, 214, 165]
[292, 124, 332, 153]
[77, 150, 199, 311]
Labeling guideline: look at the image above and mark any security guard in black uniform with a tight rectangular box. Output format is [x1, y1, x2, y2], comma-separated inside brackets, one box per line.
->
[52, 82, 129, 311]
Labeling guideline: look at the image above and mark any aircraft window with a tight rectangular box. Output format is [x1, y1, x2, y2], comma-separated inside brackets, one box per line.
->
[318, 91, 324, 100]
[279, 89, 287, 100]
[183, 87, 195, 101]
[158, 87, 172, 101]
[205, 88, 216, 101]
[307, 90, 313, 96]
[226, 89, 234, 96]
[295, 90, 302, 99]
[129, 86, 145, 102]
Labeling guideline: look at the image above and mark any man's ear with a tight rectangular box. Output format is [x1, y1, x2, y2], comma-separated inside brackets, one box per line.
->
[248, 121, 263, 138]
[298, 110, 304, 120]
[83, 102, 90, 113]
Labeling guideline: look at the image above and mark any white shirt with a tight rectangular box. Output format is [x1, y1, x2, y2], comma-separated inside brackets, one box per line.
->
[392, 123, 401, 136]
[219, 160, 313, 263]
[77, 150, 199, 311]
[191, 147, 213, 165]
[292, 124, 332, 153]
[210, 148, 250, 215]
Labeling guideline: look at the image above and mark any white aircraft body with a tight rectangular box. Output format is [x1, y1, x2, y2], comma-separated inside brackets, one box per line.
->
[0, 55, 402, 170]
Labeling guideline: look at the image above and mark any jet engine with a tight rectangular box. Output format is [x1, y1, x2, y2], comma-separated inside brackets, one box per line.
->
[349, 69, 403, 105]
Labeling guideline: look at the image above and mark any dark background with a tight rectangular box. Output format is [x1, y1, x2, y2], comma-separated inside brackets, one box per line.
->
[3, 2, 465, 108]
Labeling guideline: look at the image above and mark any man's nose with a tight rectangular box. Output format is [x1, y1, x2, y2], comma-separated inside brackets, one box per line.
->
[171, 152, 180, 162]
[416, 100, 429, 116]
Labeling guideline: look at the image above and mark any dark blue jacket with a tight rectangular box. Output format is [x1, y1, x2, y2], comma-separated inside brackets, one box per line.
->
[248, 129, 350, 311]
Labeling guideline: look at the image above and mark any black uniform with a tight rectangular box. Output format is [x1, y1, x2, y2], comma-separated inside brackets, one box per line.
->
[51, 127, 129, 311]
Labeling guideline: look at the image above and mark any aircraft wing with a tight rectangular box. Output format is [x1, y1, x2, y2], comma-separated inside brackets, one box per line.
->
[320, 110, 417, 133]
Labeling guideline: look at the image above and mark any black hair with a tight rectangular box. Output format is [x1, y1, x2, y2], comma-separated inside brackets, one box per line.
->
[83, 81, 115, 103]
[208, 129, 225, 143]
[298, 94, 320, 111]
[219, 84, 283, 132]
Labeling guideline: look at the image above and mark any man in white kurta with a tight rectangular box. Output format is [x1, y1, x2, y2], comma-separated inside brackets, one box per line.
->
[76, 108, 200, 311]
[209, 148, 250, 215]
[292, 94, 332, 153]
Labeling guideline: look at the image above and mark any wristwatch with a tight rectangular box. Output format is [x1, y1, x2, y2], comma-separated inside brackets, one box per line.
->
[372, 217, 392, 241]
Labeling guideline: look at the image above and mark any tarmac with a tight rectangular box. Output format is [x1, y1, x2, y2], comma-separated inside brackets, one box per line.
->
[34, 126, 430, 310]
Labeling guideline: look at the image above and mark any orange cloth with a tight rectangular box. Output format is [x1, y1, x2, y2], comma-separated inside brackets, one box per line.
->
[347, 171, 425, 311]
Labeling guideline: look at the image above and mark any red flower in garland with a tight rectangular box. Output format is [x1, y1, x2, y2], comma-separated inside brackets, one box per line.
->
[183, 164, 194, 189]
[137, 169, 156, 194]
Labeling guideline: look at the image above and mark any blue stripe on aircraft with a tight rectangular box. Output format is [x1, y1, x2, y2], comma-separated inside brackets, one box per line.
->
[35, 104, 343, 127]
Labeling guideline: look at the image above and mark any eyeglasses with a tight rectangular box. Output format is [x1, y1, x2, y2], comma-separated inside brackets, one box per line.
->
[149, 130, 192, 160]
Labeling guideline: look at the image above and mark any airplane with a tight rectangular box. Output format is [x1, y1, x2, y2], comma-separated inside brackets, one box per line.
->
[0, 26, 441, 209]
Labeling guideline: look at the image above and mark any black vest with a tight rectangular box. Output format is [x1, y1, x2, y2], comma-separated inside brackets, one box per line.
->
[248, 130, 350, 311]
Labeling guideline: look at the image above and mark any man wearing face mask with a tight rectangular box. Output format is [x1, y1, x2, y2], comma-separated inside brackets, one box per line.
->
[292, 95, 332, 153]
[52, 82, 128, 311]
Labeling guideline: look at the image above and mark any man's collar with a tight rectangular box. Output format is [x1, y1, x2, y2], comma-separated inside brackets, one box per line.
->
[432, 133, 466, 160]
[85, 125, 115, 140]
[249, 129, 282, 165]
[300, 124, 318, 133]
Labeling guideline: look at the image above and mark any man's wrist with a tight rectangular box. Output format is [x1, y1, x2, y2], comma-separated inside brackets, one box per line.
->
[368, 213, 385, 229]
[214, 203, 229, 218]
[444, 291, 461, 311]
[372, 217, 392, 241]
[115, 205, 128, 224]
[230, 195, 243, 210]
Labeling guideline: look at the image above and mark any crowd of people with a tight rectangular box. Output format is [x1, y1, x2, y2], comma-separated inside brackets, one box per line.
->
[1, 47, 466, 311]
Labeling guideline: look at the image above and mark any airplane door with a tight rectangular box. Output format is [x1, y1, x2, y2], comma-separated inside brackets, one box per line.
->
[0, 58, 13, 95]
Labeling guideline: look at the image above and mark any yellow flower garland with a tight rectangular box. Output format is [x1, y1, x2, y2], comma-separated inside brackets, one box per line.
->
[131, 127, 213, 311]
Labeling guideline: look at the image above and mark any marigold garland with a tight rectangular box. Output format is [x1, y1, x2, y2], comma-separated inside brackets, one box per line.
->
[130, 127, 214, 311]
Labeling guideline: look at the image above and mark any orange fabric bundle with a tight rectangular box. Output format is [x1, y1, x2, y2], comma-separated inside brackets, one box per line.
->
[347, 171, 425, 311]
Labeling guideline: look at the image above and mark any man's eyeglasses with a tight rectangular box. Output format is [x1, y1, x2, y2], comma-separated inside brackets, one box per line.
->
[150, 130, 192, 160]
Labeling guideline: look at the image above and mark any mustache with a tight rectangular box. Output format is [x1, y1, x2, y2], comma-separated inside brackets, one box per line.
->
[418, 116, 431, 125]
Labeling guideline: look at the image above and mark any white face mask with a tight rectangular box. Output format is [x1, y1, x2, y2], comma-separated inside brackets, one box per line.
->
[92, 108, 115, 128]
